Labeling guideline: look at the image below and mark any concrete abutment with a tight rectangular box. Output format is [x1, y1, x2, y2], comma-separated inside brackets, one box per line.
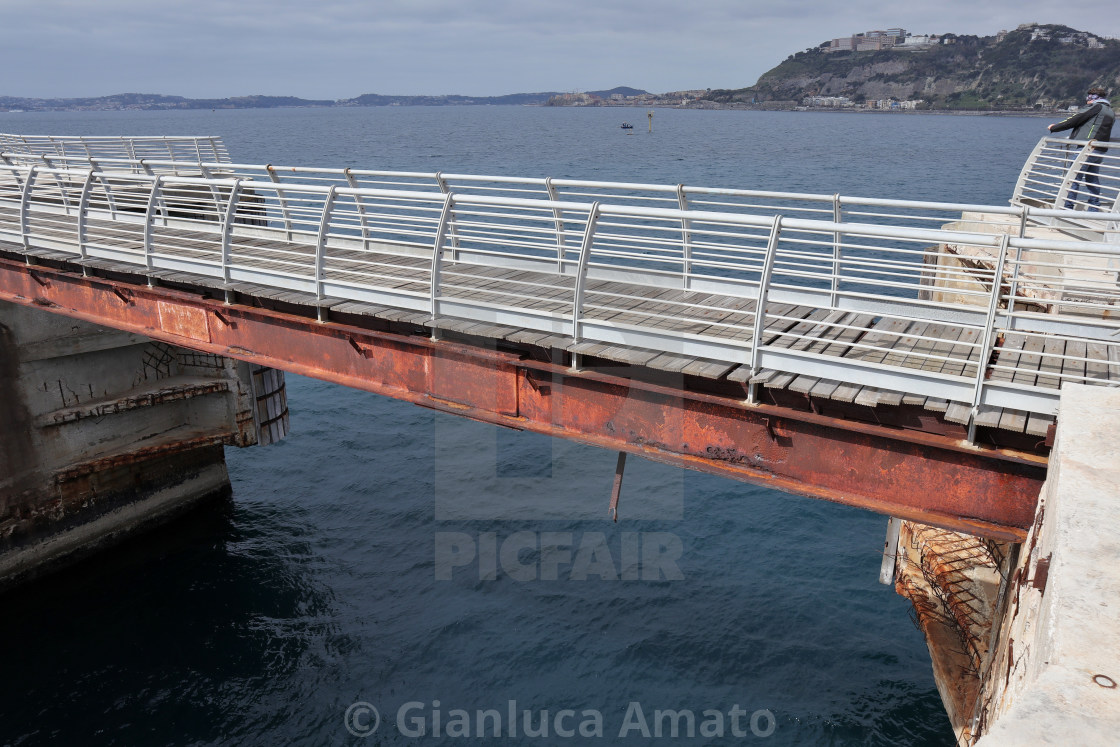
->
[893, 384, 1120, 745]
[0, 300, 287, 590]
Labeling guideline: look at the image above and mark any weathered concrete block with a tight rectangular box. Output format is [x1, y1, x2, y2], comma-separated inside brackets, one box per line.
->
[0, 300, 286, 589]
[973, 384, 1120, 744]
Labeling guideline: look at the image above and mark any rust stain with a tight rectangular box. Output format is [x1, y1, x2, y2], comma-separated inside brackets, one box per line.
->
[157, 301, 210, 342]
[1031, 553, 1052, 595]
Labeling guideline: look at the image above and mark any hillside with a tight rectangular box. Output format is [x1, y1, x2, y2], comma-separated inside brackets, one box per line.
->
[708, 24, 1120, 110]
[0, 87, 652, 112]
[0, 93, 335, 111]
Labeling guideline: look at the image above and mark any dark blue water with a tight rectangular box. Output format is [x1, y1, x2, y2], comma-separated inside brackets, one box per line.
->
[0, 107, 1048, 746]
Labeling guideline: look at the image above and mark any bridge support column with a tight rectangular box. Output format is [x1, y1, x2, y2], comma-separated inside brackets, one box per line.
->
[894, 385, 1120, 745]
[0, 300, 287, 590]
[970, 384, 1120, 745]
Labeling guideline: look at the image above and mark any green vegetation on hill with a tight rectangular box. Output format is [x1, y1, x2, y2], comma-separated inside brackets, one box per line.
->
[709, 24, 1120, 110]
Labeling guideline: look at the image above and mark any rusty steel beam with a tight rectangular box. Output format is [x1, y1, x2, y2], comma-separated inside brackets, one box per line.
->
[0, 256, 1046, 540]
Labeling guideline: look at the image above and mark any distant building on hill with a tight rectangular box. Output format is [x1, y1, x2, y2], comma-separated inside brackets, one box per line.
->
[825, 28, 909, 52]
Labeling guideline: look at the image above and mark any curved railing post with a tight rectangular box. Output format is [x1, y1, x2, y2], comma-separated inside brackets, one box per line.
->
[90, 159, 119, 219]
[570, 202, 603, 357]
[966, 233, 1011, 444]
[746, 215, 784, 404]
[0, 153, 21, 184]
[676, 184, 692, 288]
[76, 168, 95, 266]
[42, 156, 74, 215]
[142, 175, 164, 272]
[196, 162, 224, 213]
[19, 165, 38, 256]
[545, 177, 567, 272]
[314, 185, 339, 310]
[429, 192, 455, 340]
[435, 171, 460, 261]
[830, 194, 842, 306]
[220, 179, 244, 286]
[266, 165, 293, 239]
[344, 168, 371, 248]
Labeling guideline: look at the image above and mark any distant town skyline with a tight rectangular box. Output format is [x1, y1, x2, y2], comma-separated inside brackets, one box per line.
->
[2, 1, 1116, 99]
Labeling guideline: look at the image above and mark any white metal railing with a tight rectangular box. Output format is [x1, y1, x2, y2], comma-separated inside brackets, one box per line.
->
[1, 149, 1119, 430]
[10, 135, 1118, 245]
[0, 133, 230, 168]
[1013, 136, 1120, 238]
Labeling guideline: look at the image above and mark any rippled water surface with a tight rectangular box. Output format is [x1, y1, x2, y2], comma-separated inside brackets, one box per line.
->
[0, 107, 1048, 746]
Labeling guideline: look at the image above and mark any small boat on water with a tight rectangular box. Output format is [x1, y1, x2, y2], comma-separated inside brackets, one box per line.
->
[620, 122, 633, 130]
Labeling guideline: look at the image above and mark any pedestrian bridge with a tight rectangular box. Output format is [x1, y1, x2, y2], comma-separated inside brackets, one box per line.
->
[1, 133, 1118, 540]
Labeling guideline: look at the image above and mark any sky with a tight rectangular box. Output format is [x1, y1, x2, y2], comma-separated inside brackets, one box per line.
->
[2, 0, 1117, 100]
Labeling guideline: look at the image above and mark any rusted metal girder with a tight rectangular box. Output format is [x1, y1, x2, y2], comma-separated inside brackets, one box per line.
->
[0, 256, 1046, 540]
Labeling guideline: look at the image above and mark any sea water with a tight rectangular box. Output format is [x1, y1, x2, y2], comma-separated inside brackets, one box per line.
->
[0, 106, 1049, 746]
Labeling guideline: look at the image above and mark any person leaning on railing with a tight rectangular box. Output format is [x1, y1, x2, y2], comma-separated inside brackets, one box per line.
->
[1048, 86, 1115, 211]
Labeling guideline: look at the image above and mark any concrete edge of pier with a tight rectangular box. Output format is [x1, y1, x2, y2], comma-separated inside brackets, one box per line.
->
[974, 383, 1120, 744]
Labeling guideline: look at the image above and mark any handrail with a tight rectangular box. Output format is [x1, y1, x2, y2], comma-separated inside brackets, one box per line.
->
[6, 135, 1116, 247]
[1013, 135, 1120, 216]
[0, 133, 230, 164]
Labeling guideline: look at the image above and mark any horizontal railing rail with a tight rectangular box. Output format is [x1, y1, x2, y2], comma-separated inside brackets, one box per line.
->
[7, 134, 1118, 247]
[1, 154, 1118, 435]
[0, 133, 230, 167]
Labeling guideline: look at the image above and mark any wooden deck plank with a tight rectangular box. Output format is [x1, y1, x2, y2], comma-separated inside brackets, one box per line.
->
[945, 401, 973, 425]
[1025, 412, 1055, 438]
[1012, 334, 1045, 388]
[811, 313, 876, 358]
[809, 378, 842, 399]
[974, 404, 1004, 428]
[1086, 341, 1111, 383]
[680, 359, 739, 379]
[764, 371, 797, 390]
[989, 332, 1026, 384]
[923, 398, 950, 413]
[830, 381, 863, 404]
[1062, 339, 1087, 388]
[787, 375, 820, 395]
[940, 326, 982, 379]
[997, 407, 1029, 433]
[1036, 337, 1067, 390]
[843, 317, 914, 407]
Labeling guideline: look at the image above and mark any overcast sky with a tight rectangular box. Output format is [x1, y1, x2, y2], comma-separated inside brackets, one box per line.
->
[2, 1, 1116, 99]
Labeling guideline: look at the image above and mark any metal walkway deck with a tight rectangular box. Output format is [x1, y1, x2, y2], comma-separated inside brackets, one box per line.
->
[2, 133, 1120, 445]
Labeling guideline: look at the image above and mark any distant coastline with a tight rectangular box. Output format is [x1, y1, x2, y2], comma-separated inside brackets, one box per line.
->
[0, 100, 1063, 116]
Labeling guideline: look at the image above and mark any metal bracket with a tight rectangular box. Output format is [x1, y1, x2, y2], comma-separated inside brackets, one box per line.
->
[525, 371, 552, 396]
[608, 451, 627, 522]
[878, 517, 902, 585]
[761, 416, 778, 442]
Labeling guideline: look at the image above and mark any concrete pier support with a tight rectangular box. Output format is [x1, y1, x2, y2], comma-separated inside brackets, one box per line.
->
[972, 384, 1120, 745]
[893, 384, 1120, 745]
[0, 300, 287, 589]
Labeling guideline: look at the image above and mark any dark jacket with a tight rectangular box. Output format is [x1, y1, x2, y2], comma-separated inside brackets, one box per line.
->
[1050, 99, 1114, 143]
